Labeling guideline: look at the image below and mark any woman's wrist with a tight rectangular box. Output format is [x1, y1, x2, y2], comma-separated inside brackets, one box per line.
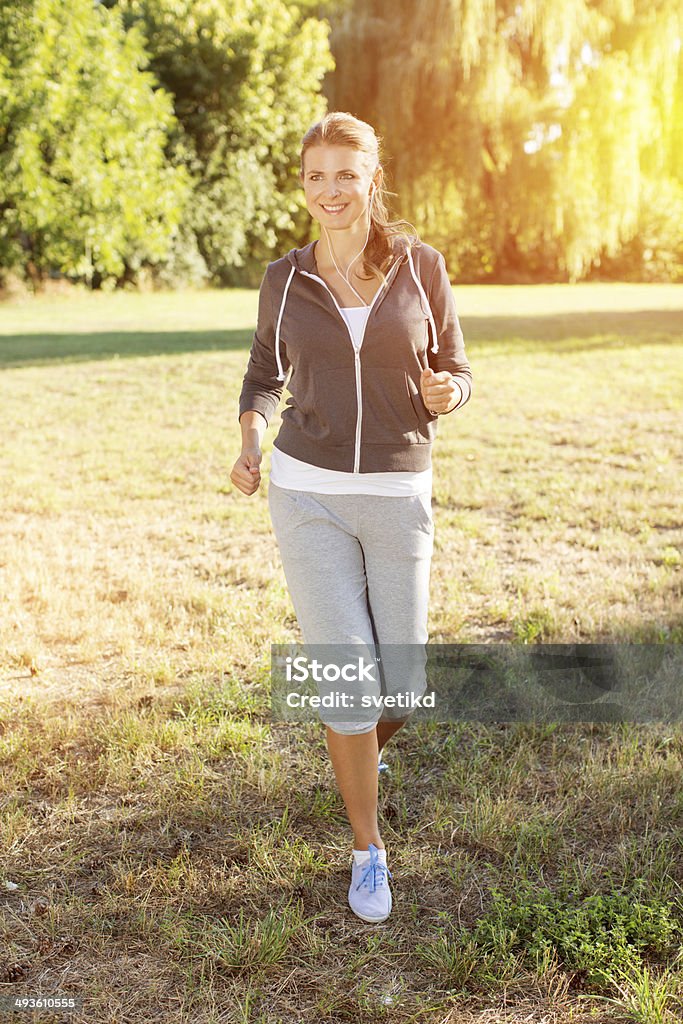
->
[239, 411, 266, 452]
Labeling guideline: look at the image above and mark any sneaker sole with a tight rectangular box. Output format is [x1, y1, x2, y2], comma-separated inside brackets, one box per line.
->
[348, 892, 393, 923]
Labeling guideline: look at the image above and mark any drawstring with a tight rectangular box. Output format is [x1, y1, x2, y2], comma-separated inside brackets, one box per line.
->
[406, 248, 439, 353]
[275, 264, 296, 381]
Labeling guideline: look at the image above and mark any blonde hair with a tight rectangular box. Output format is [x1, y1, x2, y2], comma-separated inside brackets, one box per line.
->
[299, 111, 421, 285]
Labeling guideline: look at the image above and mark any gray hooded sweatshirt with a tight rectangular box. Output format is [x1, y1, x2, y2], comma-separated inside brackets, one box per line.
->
[238, 237, 472, 474]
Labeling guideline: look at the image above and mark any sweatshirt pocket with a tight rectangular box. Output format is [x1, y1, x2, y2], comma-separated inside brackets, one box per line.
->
[360, 366, 419, 444]
[405, 371, 438, 441]
[284, 366, 357, 445]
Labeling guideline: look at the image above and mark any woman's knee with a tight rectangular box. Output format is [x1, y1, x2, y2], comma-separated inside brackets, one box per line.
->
[324, 720, 379, 736]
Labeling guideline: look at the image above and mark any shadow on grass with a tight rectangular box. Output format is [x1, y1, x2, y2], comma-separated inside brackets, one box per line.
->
[0, 329, 250, 368]
[1, 308, 682, 368]
[461, 308, 683, 346]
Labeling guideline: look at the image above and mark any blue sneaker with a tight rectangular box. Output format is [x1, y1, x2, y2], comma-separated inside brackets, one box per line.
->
[378, 751, 390, 775]
[348, 844, 393, 923]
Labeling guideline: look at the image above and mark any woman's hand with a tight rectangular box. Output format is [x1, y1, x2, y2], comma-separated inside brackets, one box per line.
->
[230, 447, 262, 495]
[420, 367, 460, 415]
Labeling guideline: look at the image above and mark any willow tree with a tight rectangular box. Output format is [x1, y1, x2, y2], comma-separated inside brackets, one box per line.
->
[327, 0, 683, 281]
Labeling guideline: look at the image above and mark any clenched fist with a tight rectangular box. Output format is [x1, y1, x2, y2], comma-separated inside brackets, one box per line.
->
[230, 447, 262, 496]
[420, 367, 460, 415]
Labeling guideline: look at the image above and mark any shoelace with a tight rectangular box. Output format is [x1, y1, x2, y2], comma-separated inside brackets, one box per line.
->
[355, 851, 393, 893]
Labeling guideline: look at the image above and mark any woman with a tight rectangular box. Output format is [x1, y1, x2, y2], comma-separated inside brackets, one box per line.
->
[231, 112, 472, 924]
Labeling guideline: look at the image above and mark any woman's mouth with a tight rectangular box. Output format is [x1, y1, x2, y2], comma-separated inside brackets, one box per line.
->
[320, 203, 348, 215]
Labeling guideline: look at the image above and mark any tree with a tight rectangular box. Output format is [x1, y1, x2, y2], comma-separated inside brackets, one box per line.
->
[112, 0, 334, 286]
[0, 0, 190, 288]
[325, 0, 683, 282]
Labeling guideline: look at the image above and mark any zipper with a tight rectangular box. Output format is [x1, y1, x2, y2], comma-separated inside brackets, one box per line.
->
[298, 267, 393, 473]
[353, 350, 362, 471]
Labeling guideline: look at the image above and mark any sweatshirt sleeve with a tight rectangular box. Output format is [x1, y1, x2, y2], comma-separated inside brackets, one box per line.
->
[238, 264, 291, 426]
[427, 252, 472, 414]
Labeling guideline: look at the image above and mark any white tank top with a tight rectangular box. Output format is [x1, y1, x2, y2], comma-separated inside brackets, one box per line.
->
[269, 305, 432, 496]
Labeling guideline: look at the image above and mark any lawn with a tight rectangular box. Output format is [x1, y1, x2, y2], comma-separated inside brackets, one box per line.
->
[0, 282, 682, 1023]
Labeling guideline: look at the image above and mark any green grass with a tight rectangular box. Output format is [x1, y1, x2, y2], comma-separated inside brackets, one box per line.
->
[0, 283, 682, 1023]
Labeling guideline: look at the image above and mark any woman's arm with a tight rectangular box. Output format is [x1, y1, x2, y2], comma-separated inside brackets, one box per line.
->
[426, 252, 472, 414]
[239, 410, 267, 452]
[232, 266, 289, 496]
[238, 264, 291, 428]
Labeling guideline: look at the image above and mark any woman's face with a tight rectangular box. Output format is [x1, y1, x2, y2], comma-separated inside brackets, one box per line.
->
[301, 145, 375, 231]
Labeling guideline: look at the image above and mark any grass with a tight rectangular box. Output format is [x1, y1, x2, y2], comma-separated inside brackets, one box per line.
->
[0, 281, 682, 1023]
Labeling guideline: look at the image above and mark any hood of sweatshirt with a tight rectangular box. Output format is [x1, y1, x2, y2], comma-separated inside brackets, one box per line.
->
[270, 238, 440, 381]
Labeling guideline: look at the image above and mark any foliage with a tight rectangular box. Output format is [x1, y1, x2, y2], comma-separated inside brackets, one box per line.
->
[0, 0, 190, 288]
[113, 0, 334, 286]
[328, 0, 683, 282]
[418, 876, 683, 994]
[473, 878, 682, 987]
[1, 0, 681, 286]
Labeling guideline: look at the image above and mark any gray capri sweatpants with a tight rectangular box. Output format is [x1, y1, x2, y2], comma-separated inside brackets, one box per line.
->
[268, 481, 434, 735]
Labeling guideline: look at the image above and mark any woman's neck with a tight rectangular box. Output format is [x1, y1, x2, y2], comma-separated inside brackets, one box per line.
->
[314, 233, 370, 278]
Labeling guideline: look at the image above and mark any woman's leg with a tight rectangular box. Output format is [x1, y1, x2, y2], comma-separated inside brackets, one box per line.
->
[268, 485, 386, 849]
[360, 491, 434, 754]
[376, 719, 407, 757]
[325, 725, 383, 850]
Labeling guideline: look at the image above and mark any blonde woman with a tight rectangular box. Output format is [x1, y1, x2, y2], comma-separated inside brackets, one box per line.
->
[231, 112, 472, 924]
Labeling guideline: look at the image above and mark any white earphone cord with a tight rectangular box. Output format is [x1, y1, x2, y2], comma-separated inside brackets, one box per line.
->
[322, 181, 438, 414]
[322, 182, 376, 305]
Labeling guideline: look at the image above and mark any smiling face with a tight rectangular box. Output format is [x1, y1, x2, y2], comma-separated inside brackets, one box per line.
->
[301, 144, 378, 231]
